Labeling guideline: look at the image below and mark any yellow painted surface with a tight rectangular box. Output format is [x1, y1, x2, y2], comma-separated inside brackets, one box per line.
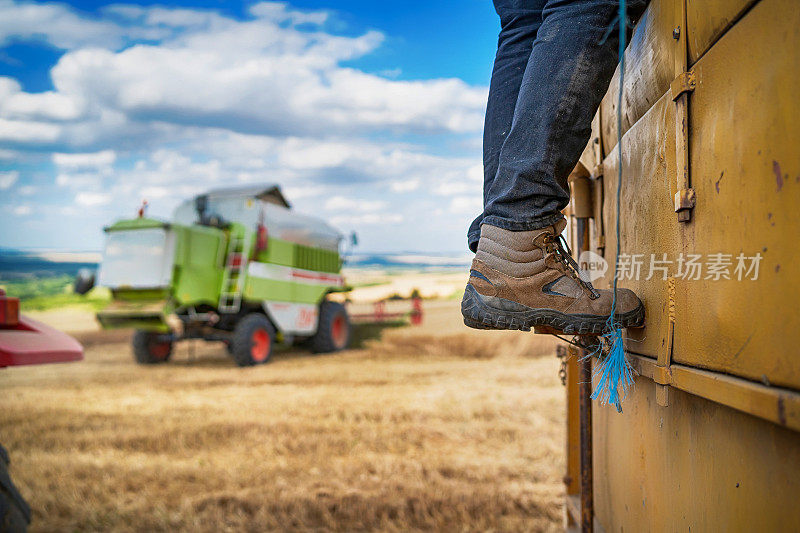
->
[686, 0, 756, 64]
[593, 372, 800, 531]
[591, 0, 800, 388]
[566, 0, 800, 529]
[599, 91, 677, 362]
[599, 0, 679, 156]
[629, 354, 800, 432]
[674, 0, 800, 389]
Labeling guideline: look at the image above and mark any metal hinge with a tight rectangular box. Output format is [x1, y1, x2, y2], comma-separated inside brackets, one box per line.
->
[674, 187, 696, 221]
[672, 69, 696, 223]
[670, 71, 696, 101]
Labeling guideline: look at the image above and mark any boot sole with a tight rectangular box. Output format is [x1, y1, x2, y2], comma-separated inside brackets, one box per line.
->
[461, 283, 645, 334]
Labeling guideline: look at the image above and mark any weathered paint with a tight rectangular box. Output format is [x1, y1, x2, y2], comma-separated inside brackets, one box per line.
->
[565, 0, 800, 529]
[674, 0, 800, 389]
[599, 91, 677, 363]
[599, 0, 679, 156]
[593, 374, 800, 531]
[686, 0, 756, 64]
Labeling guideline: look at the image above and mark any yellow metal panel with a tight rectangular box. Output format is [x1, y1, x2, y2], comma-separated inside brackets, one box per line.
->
[686, 0, 757, 64]
[593, 373, 800, 531]
[578, 112, 601, 174]
[598, 91, 677, 362]
[599, 0, 679, 156]
[673, 0, 800, 389]
[567, 0, 800, 530]
[596, 0, 800, 390]
[629, 353, 800, 431]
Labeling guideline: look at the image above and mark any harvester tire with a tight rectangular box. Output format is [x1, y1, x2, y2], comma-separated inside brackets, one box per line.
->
[0, 444, 31, 533]
[132, 330, 173, 364]
[231, 314, 275, 366]
[311, 301, 350, 353]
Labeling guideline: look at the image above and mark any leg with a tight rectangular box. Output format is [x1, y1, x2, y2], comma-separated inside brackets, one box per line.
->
[467, 0, 547, 253]
[482, 0, 647, 231]
[463, 0, 648, 334]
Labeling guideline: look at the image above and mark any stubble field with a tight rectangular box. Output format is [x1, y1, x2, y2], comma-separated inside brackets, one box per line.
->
[1, 295, 565, 532]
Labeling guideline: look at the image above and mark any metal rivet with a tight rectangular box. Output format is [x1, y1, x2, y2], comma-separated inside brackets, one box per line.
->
[672, 26, 681, 40]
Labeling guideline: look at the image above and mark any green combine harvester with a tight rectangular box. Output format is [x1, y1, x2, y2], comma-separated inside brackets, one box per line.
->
[91, 185, 351, 366]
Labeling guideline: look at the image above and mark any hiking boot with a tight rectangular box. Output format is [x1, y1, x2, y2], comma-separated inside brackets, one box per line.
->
[461, 220, 644, 334]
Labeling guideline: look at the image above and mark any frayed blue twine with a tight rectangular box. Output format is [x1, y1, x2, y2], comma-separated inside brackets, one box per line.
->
[588, 329, 634, 412]
[588, 0, 633, 413]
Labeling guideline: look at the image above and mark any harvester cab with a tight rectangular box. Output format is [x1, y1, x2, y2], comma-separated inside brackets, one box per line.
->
[94, 184, 351, 366]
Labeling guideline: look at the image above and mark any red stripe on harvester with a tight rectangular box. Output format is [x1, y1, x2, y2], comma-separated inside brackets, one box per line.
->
[290, 271, 342, 284]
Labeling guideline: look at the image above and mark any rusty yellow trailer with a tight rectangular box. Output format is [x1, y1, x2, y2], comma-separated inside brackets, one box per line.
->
[563, 0, 800, 530]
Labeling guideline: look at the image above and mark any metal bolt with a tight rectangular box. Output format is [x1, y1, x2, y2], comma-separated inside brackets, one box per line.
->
[672, 26, 681, 40]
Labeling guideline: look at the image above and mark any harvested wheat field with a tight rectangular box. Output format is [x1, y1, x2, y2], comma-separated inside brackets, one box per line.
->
[1, 299, 565, 532]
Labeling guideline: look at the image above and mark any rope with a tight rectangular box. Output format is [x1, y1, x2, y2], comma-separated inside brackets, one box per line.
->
[588, 0, 635, 413]
[609, 0, 626, 328]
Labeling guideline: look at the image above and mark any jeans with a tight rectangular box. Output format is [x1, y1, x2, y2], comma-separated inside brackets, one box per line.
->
[468, 0, 647, 252]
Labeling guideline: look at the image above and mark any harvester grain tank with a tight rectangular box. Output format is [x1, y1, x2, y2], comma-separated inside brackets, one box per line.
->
[93, 184, 351, 366]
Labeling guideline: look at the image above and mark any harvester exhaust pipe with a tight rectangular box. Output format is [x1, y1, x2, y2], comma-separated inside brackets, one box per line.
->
[195, 194, 209, 224]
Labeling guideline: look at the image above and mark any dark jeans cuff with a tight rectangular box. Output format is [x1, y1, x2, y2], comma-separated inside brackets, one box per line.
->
[467, 230, 481, 253]
[481, 213, 565, 232]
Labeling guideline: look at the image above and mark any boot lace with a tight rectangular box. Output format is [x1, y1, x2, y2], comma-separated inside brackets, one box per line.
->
[543, 233, 600, 299]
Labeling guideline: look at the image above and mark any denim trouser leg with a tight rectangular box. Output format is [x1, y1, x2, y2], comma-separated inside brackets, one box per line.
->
[467, 0, 546, 251]
[468, 0, 646, 253]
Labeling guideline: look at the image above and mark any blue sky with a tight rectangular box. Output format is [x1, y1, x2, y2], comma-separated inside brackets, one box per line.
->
[0, 0, 498, 253]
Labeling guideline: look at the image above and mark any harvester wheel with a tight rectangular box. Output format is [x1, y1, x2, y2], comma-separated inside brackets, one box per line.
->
[311, 301, 350, 353]
[231, 314, 275, 366]
[132, 330, 173, 364]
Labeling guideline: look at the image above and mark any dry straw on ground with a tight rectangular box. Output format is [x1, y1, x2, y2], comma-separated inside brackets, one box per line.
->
[1, 301, 565, 532]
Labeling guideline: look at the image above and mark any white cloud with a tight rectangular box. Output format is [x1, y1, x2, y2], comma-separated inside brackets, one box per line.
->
[139, 186, 171, 199]
[0, 0, 169, 50]
[248, 2, 329, 25]
[467, 163, 483, 182]
[324, 196, 386, 212]
[0, 0, 122, 50]
[434, 181, 475, 195]
[0, 170, 18, 189]
[0, 1, 489, 253]
[53, 150, 117, 169]
[75, 191, 112, 206]
[330, 213, 403, 226]
[1, 90, 86, 122]
[56, 172, 103, 188]
[12, 204, 31, 215]
[449, 195, 482, 214]
[0, 118, 61, 143]
[390, 179, 420, 193]
[0, 2, 486, 152]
